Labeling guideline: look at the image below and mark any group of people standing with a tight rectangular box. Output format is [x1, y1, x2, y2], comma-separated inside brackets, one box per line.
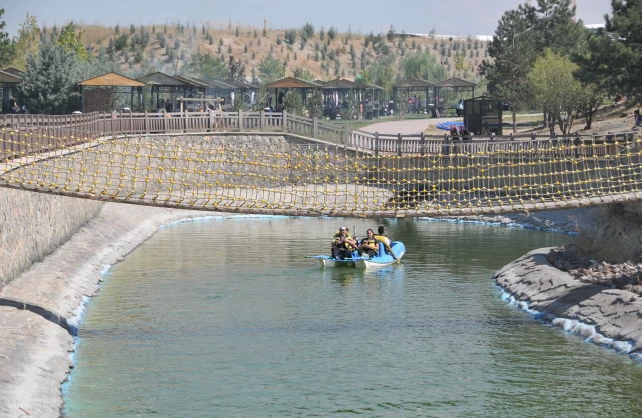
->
[331, 226, 397, 260]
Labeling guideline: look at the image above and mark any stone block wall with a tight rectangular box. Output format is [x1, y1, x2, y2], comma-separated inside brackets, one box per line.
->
[0, 189, 102, 288]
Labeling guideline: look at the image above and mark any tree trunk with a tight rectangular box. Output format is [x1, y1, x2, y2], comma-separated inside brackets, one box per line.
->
[543, 110, 548, 129]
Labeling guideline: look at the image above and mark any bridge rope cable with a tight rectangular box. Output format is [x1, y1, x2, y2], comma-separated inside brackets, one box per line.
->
[1, 129, 642, 217]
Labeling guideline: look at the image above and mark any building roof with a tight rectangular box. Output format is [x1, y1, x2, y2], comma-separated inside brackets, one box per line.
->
[172, 75, 210, 88]
[434, 77, 476, 88]
[78, 72, 145, 87]
[0, 70, 21, 83]
[137, 72, 197, 87]
[1, 67, 24, 77]
[392, 79, 436, 88]
[356, 82, 384, 90]
[322, 78, 365, 90]
[265, 77, 324, 89]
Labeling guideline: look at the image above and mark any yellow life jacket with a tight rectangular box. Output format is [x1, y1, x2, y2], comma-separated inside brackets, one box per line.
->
[361, 237, 378, 254]
[333, 232, 356, 249]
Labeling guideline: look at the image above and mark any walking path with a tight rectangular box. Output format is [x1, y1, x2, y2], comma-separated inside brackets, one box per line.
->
[358, 117, 461, 135]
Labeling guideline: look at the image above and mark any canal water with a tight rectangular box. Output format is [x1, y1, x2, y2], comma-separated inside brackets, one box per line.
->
[63, 217, 642, 417]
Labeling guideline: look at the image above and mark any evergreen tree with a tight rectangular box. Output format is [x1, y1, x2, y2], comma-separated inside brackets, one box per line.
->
[283, 90, 304, 115]
[575, 0, 642, 97]
[186, 53, 230, 80]
[306, 89, 324, 118]
[18, 41, 82, 114]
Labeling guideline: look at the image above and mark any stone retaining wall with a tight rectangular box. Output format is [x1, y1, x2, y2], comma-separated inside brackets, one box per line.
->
[0, 189, 102, 288]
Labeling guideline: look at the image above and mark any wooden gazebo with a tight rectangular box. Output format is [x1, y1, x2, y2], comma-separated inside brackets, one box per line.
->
[435, 77, 476, 115]
[264, 77, 324, 111]
[0, 69, 21, 114]
[321, 78, 367, 119]
[137, 72, 206, 112]
[391, 79, 436, 114]
[78, 72, 145, 113]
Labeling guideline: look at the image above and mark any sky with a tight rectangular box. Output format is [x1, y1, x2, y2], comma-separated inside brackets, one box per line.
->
[2, 0, 612, 38]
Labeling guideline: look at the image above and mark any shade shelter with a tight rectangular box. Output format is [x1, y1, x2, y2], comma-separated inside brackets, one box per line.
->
[220, 79, 259, 109]
[357, 82, 385, 119]
[264, 77, 324, 112]
[434, 77, 476, 116]
[77, 72, 145, 113]
[391, 79, 436, 115]
[0, 70, 21, 114]
[137, 72, 206, 112]
[463, 95, 503, 136]
[321, 78, 368, 120]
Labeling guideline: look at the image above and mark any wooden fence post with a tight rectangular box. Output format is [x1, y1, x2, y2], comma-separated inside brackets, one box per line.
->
[144, 111, 149, 134]
[397, 133, 402, 157]
[282, 110, 288, 132]
[184, 109, 188, 133]
[374, 132, 380, 157]
[313, 117, 318, 139]
[420, 132, 425, 156]
[238, 109, 243, 131]
[260, 110, 266, 131]
[344, 125, 350, 146]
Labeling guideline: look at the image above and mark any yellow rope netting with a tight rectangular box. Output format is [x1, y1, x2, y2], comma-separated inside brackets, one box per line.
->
[1, 130, 641, 217]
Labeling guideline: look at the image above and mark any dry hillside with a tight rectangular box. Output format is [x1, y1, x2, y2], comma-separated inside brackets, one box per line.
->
[76, 21, 490, 82]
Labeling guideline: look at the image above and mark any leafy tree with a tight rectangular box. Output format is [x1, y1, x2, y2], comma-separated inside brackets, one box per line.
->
[528, 50, 584, 135]
[56, 22, 87, 60]
[531, 0, 585, 56]
[186, 53, 230, 80]
[283, 90, 304, 115]
[342, 90, 358, 121]
[232, 93, 247, 111]
[18, 41, 82, 114]
[366, 54, 396, 96]
[0, 9, 15, 67]
[306, 89, 324, 119]
[258, 55, 285, 85]
[11, 13, 40, 71]
[399, 51, 447, 82]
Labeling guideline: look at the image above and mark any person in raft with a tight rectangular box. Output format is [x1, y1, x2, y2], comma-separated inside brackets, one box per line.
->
[358, 229, 379, 258]
[374, 226, 398, 260]
[331, 226, 359, 259]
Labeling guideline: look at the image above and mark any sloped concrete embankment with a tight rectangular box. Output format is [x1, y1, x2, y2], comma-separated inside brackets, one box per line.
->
[495, 248, 642, 357]
[0, 199, 213, 417]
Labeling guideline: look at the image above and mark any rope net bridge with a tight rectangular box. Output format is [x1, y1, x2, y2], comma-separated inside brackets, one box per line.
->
[1, 129, 642, 218]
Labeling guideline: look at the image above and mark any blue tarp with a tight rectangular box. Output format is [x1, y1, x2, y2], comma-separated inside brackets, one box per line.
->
[435, 121, 465, 131]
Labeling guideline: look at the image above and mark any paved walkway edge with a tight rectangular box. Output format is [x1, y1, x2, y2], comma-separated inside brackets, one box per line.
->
[495, 248, 642, 359]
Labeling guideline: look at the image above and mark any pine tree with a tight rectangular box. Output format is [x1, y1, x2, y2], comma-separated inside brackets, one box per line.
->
[18, 41, 82, 114]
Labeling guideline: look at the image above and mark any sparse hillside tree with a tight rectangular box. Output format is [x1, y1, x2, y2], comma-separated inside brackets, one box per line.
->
[319, 26, 325, 41]
[302, 22, 315, 41]
[284, 29, 297, 45]
[327, 26, 337, 40]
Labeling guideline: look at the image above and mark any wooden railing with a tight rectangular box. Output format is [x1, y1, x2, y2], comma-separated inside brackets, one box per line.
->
[0, 110, 638, 161]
